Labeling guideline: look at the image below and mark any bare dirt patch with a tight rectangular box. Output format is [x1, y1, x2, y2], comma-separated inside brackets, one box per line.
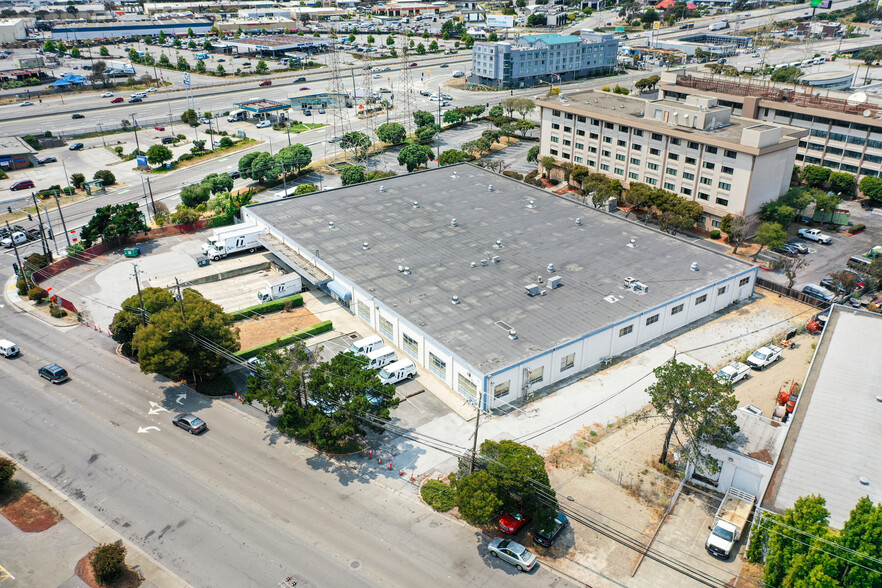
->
[75, 548, 143, 588]
[0, 482, 63, 533]
[236, 307, 320, 350]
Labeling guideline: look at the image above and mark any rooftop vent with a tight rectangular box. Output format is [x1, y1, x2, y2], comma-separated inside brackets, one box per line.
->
[575, 217, 582, 226]
[488, 184, 494, 192]
[537, 276, 544, 284]
[398, 265, 405, 272]
[379, 185, 386, 192]
[328, 221, 335, 229]
[451, 295, 460, 305]
[619, 105, 625, 109]
[594, 98, 598, 103]
[508, 329, 518, 340]
[363, 242, 370, 250]
[470, 261, 477, 268]
[403, 266, 411, 275]
[481, 259, 489, 266]
[451, 218, 458, 227]
[525, 283, 540, 297]
[627, 238, 637, 248]
[547, 263, 555, 273]
[495, 239, 503, 248]
[623, 276, 636, 287]
[491, 255, 500, 263]
[548, 276, 562, 289]
[451, 171, 458, 179]
[690, 262, 700, 272]
[860, 476, 870, 486]
[527, 200, 536, 209]
[413, 201, 419, 208]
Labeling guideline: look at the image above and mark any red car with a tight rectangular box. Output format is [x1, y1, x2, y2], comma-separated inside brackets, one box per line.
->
[299, 86, 309, 91]
[10, 179, 35, 191]
[154, 126, 165, 131]
[409, 62, 418, 67]
[259, 80, 272, 86]
[110, 97, 124, 103]
[499, 512, 533, 534]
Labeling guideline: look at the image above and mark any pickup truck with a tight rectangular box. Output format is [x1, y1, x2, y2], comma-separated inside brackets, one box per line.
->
[715, 362, 751, 385]
[746, 344, 782, 370]
[798, 228, 832, 244]
[706, 488, 756, 559]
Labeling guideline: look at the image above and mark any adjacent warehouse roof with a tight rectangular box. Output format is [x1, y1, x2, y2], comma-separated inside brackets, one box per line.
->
[769, 306, 882, 528]
[244, 165, 751, 373]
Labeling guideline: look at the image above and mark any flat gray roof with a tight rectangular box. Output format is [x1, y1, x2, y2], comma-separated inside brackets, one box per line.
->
[772, 307, 882, 528]
[0, 136, 36, 155]
[246, 165, 751, 373]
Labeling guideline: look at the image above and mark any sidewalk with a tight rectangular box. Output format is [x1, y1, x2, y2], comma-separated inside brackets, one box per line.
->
[0, 450, 187, 588]
[4, 275, 78, 330]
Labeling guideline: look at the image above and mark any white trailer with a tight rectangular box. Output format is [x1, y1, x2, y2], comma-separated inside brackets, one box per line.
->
[201, 224, 264, 261]
[257, 275, 303, 302]
[706, 488, 756, 559]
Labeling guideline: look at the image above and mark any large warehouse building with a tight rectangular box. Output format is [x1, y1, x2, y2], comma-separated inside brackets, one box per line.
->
[242, 165, 757, 410]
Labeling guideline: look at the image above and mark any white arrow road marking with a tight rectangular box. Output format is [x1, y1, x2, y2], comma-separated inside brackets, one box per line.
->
[176, 393, 187, 405]
[138, 426, 160, 433]
[148, 401, 169, 415]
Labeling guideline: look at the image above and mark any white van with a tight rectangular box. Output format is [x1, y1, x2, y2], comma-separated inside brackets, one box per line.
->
[378, 359, 416, 385]
[348, 335, 384, 357]
[364, 346, 397, 370]
[0, 339, 19, 358]
[452, 70, 465, 78]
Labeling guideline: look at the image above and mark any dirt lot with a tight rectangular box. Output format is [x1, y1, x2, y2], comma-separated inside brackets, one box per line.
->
[0, 483, 62, 533]
[236, 307, 321, 350]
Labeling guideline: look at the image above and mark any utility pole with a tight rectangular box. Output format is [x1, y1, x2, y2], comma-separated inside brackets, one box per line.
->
[30, 192, 51, 261]
[468, 404, 481, 475]
[53, 192, 71, 249]
[6, 220, 28, 290]
[132, 263, 147, 325]
[175, 277, 185, 320]
[40, 205, 59, 256]
[131, 114, 140, 152]
[145, 177, 156, 214]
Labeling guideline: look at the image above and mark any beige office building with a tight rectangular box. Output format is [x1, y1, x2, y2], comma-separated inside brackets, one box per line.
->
[537, 90, 806, 227]
[658, 71, 882, 180]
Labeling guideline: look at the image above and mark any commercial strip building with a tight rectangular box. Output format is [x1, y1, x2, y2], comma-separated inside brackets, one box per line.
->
[289, 90, 349, 110]
[241, 165, 756, 410]
[536, 90, 805, 226]
[50, 18, 213, 41]
[469, 31, 618, 89]
[0, 137, 37, 170]
[658, 71, 882, 180]
[218, 35, 331, 57]
[766, 306, 882, 528]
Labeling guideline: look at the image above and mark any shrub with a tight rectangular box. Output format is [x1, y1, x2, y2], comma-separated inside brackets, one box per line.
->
[502, 170, 524, 180]
[0, 168, 7, 180]
[176, 133, 186, 139]
[93, 170, 116, 186]
[235, 294, 304, 319]
[90, 543, 127, 585]
[235, 320, 332, 359]
[847, 223, 866, 234]
[28, 287, 48, 302]
[177, 153, 194, 163]
[219, 137, 234, 148]
[26, 253, 49, 269]
[50, 305, 67, 318]
[0, 457, 15, 488]
[600, 85, 611, 92]
[420, 479, 455, 511]
[709, 229, 721, 239]
[16, 279, 28, 295]
[63, 186, 76, 195]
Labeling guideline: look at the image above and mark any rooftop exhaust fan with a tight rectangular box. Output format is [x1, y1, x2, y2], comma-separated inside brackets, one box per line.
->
[451, 296, 460, 305]
[690, 262, 699, 272]
[379, 185, 386, 192]
[328, 221, 335, 229]
[451, 218, 458, 227]
[363, 242, 370, 250]
[575, 218, 582, 226]
[413, 201, 419, 208]
[508, 329, 518, 340]
[627, 238, 637, 248]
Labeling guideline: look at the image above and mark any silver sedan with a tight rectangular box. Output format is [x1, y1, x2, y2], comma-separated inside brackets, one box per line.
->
[487, 538, 537, 572]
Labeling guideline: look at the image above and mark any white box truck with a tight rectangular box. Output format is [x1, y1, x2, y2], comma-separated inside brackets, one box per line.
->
[257, 275, 303, 302]
[227, 109, 248, 122]
[201, 224, 264, 261]
[706, 488, 756, 559]
[708, 22, 729, 31]
[378, 359, 416, 385]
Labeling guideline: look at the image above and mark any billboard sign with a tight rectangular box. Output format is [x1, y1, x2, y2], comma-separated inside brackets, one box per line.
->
[486, 15, 515, 28]
[136, 155, 148, 167]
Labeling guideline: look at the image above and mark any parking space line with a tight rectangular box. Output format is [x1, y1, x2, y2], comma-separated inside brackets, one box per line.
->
[0, 563, 15, 582]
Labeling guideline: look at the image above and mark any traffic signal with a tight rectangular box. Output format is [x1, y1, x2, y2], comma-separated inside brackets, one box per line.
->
[12, 262, 18, 276]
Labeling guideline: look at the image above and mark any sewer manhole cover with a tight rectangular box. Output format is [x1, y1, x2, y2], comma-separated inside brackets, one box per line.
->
[349, 560, 362, 570]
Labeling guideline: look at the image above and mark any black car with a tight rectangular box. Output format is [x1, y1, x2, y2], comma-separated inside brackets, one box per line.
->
[38, 363, 69, 384]
[68, 142, 84, 151]
[229, 170, 241, 179]
[533, 512, 568, 547]
[25, 227, 40, 240]
[293, 76, 307, 83]
[38, 156, 57, 164]
[71, 113, 85, 119]
[172, 413, 207, 434]
[129, 97, 143, 103]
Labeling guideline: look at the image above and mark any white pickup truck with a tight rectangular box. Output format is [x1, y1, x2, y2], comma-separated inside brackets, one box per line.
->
[715, 362, 751, 385]
[746, 345, 783, 370]
[706, 488, 756, 559]
[798, 228, 832, 244]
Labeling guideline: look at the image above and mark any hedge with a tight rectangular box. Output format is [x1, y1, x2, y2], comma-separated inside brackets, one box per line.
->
[847, 224, 866, 234]
[420, 479, 455, 512]
[234, 320, 332, 359]
[233, 294, 303, 319]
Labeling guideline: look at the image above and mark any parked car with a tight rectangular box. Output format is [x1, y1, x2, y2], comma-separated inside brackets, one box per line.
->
[147, 87, 158, 92]
[71, 113, 85, 119]
[420, 90, 431, 96]
[172, 413, 207, 434]
[111, 97, 124, 103]
[38, 157, 56, 164]
[773, 244, 800, 256]
[154, 126, 165, 131]
[440, 93, 452, 100]
[25, 227, 40, 241]
[533, 512, 568, 547]
[217, 58, 226, 62]
[198, 117, 211, 124]
[259, 80, 272, 86]
[1, 231, 27, 247]
[798, 228, 832, 244]
[440, 63, 449, 67]
[256, 120, 272, 128]
[229, 170, 241, 179]
[38, 363, 69, 384]
[10, 179, 34, 191]
[487, 538, 537, 572]
[499, 511, 533, 534]
[241, 61, 252, 67]
[101, 92, 114, 97]
[820, 278, 851, 295]
[161, 137, 177, 144]
[69, 142, 84, 150]
[328, 135, 341, 143]
[409, 62, 418, 67]
[785, 240, 809, 254]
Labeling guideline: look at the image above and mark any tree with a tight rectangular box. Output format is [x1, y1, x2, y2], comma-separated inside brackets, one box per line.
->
[813, 191, 841, 221]
[527, 13, 546, 26]
[80, 203, 149, 248]
[245, 343, 314, 413]
[0, 457, 15, 488]
[93, 169, 116, 186]
[176, 55, 190, 71]
[777, 254, 808, 289]
[860, 175, 882, 203]
[367, 34, 375, 44]
[43, 39, 56, 53]
[754, 221, 787, 260]
[479, 439, 555, 514]
[249, 152, 276, 184]
[455, 471, 503, 525]
[439, 149, 466, 166]
[540, 155, 555, 172]
[828, 171, 855, 196]
[70, 173, 86, 189]
[376, 122, 406, 145]
[514, 119, 537, 138]
[800, 164, 832, 188]
[429, 40, 439, 52]
[294, 183, 317, 195]
[255, 59, 268, 74]
[463, 34, 475, 48]
[279, 143, 312, 174]
[110, 287, 175, 354]
[91, 543, 127, 586]
[488, 104, 504, 119]
[188, 27, 195, 37]
[159, 54, 171, 67]
[645, 359, 739, 470]
[89, 59, 107, 86]
[146, 144, 173, 166]
[341, 165, 366, 186]
[196, 60, 206, 74]
[526, 145, 540, 163]
[216, 64, 226, 75]
[188, 40, 197, 50]
[414, 124, 440, 144]
[413, 110, 435, 128]
[386, 35, 394, 46]
[131, 289, 239, 383]
[203, 39, 212, 51]
[771, 66, 803, 84]
[71, 46, 82, 58]
[180, 182, 212, 208]
[397, 143, 435, 172]
[173, 38, 182, 48]
[340, 131, 372, 159]
[237, 152, 260, 179]
[724, 215, 754, 254]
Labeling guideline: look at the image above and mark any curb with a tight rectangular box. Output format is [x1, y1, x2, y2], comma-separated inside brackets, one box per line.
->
[0, 449, 190, 588]
[3, 275, 79, 330]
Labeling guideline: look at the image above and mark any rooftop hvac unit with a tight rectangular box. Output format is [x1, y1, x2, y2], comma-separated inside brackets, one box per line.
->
[631, 281, 649, 294]
[623, 276, 637, 287]
[525, 283, 540, 297]
[548, 276, 562, 289]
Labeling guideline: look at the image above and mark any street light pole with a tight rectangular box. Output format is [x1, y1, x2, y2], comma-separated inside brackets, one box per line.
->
[131, 114, 140, 152]
[52, 192, 71, 249]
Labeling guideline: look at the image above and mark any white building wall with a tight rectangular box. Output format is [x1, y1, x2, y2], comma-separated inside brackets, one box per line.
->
[743, 145, 800, 217]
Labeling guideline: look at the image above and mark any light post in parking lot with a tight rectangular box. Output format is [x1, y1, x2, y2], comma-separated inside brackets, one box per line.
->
[97, 122, 105, 147]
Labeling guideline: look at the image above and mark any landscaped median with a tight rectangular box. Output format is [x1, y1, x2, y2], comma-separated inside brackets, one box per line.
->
[235, 320, 333, 360]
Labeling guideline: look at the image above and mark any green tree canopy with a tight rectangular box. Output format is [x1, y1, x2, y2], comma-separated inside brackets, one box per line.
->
[203, 172, 234, 194]
[340, 131, 372, 159]
[245, 342, 314, 413]
[439, 149, 466, 166]
[277, 143, 312, 173]
[397, 143, 435, 172]
[527, 145, 540, 163]
[180, 182, 213, 208]
[754, 221, 788, 260]
[413, 110, 435, 128]
[828, 171, 855, 196]
[146, 144, 173, 166]
[376, 122, 407, 145]
[110, 287, 175, 353]
[800, 164, 832, 188]
[860, 175, 882, 203]
[294, 183, 317, 195]
[341, 165, 366, 186]
[181, 108, 199, 126]
[80, 203, 149, 248]
[455, 471, 503, 525]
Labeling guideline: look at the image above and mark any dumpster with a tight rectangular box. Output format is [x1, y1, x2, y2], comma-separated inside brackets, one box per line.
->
[123, 247, 141, 258]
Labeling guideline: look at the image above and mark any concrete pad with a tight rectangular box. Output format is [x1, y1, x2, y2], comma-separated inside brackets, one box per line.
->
[0, 516, 96, 588]
[190, 267, 277, 312]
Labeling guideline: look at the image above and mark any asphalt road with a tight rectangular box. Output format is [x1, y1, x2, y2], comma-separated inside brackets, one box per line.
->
[0, 296, 578, 588]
